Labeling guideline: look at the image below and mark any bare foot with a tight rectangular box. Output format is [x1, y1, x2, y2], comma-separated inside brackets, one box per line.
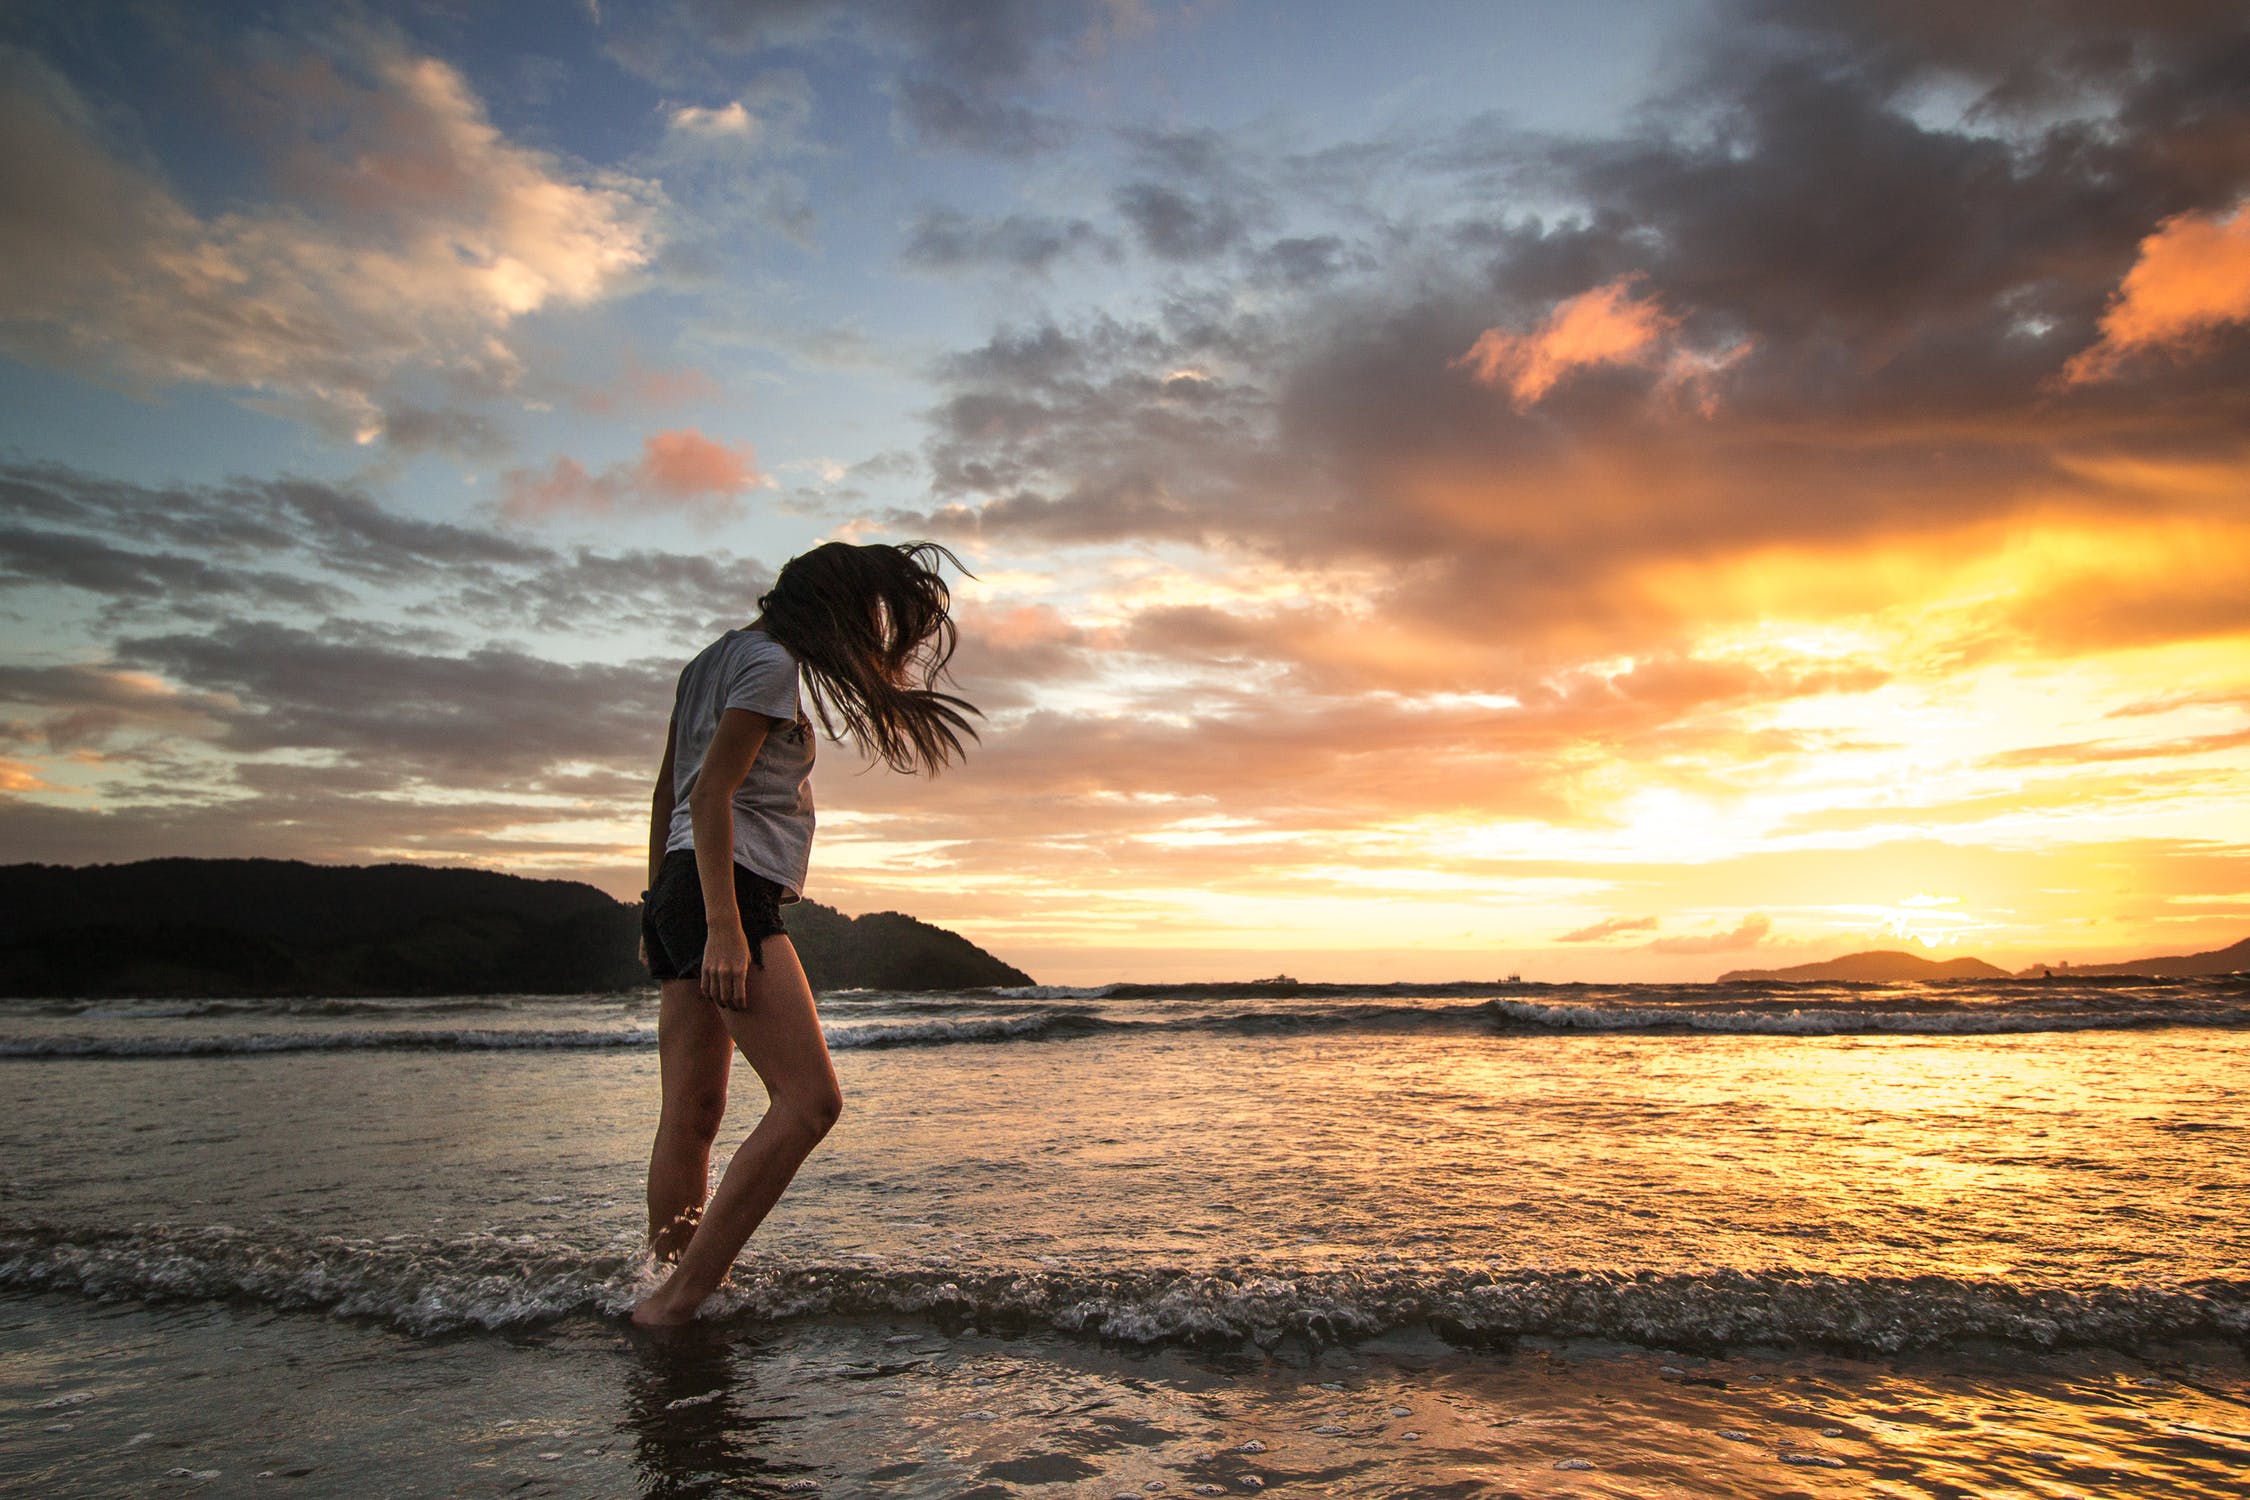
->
[631, 1294, 698, 1328]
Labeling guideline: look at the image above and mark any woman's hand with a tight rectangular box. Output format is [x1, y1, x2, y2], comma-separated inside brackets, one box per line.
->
[701, 923, 753, 1008]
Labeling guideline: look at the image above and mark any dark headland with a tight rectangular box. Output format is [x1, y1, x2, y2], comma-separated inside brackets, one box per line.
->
[1718, 950, 2010, 983]
[0, 859, 1033, 998]
[1720, 937, 2250, 983]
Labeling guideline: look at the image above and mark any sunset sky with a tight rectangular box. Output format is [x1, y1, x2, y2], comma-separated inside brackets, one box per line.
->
[2, 1, 2247, 983]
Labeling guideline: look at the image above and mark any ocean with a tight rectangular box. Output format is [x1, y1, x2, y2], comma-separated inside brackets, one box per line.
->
[3, 977, 2246, 1497]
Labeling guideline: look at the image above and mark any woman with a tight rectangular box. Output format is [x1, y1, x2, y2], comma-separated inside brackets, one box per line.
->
[631, 540, 977, 1328]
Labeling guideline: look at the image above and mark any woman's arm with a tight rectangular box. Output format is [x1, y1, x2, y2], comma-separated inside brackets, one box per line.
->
[687, 707, 775, 1006]
[647, 715, 679, 892]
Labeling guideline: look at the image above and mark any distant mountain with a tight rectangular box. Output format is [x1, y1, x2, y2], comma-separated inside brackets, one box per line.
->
[1717, 949, 2011, 983]
[780, 903, 1036, 992]
[0, 859, 1031, 997]
[2021, 935, 2250, 979]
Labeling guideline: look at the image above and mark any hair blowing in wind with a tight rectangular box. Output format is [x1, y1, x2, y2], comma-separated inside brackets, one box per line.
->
[756, 541, 980, 775]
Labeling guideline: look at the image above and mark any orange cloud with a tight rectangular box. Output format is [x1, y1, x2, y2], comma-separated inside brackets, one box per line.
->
[0, 757, 55, 793]
[640, 428, 761, 497]
[2064, 200, 2250, 384]
[0, 35, 654, 446]
[502, 428, 765, 524]
[1557, 914, 1659, 943]
[1452, 278, 1679, 408]
[1645, 914, 1772, 955]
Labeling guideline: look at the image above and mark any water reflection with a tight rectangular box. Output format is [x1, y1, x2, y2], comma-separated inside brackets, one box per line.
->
[620, 1325, 819, 1498]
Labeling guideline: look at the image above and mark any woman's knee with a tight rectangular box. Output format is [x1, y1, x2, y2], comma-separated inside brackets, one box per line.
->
[781, 1081, 843, 1140]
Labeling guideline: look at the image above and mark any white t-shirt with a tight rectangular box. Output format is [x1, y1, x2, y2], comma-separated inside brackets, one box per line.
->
[663, 628, 816, 899]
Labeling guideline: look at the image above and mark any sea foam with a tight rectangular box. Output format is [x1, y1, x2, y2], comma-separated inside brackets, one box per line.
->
[3, 1223, 2242, 1354]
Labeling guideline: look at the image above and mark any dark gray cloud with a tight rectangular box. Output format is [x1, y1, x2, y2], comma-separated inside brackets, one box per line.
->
[0, 522, 343, 616]
[1739, 0, 2250, 113]
[900, 207, 1115, 275]
[1, 462, 544, 588]
[115, 618, 672, 781]
[1252, 234, 1368, 289]
[1110, 127, 1276, 262]
[1113, 181, 1254, 262]
[892, 75, 1071, 157]
[908, 315, 1287, 555]
[374, 402, 510, 458]
[0, 461, 770, 643]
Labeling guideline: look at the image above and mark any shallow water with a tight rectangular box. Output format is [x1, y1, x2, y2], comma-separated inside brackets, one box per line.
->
[3, 979, 2246, 1494]
[8, 1298, 2247, 1497]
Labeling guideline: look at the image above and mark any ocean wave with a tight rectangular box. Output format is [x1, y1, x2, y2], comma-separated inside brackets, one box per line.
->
[0, 1016, 1092, 1059]
[991, 984, 1121, 1001]
[826, 1013, 1084, 1048]
[1481, 996, 2250, 1035]
[3, 1223, 2242, 1354]
[0, 994, 611, 1020]
[6, 987, 2247, 1059]
[0, 1027, 660, 1058]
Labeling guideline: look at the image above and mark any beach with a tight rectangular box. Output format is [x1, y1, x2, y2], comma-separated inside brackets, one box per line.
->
[4, 978, 2247, 1495]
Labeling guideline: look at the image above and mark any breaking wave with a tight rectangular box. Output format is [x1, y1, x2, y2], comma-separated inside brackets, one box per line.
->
[3, 1223, 2242, 1355]
[5, 978, 2244, 1058]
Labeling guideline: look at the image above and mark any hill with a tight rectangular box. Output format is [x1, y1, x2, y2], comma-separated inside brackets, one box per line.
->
[2021, 935, 2250, 978]
[0, 859, 1031, 997]
[1717, 949, 2011, 983]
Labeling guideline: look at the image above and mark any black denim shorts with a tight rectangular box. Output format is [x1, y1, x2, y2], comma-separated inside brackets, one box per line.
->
[642, 848, 790, 984]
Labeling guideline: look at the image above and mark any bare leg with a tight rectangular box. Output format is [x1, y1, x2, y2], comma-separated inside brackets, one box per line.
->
[632, 936, 841, 1327]
[647, 978, 733, 1263]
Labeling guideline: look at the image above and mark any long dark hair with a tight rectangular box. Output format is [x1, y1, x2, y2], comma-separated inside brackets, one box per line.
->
[755, 540, 979, 775]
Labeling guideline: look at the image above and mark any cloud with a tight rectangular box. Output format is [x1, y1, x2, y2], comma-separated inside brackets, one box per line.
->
[1738, 0, 2250, 116]
[0, 460, 771, 642]
[893, 76, 1071, 157]
[2064, 201, 2250, 383]
[1557, 914, 1660, 943]
[889, 0, 2250, 681]
[0, 459, 543, 623]
[0, 663, 234, 753]
[668, 100, 756, 137]
[1646, 914, 1773, 955]
[901, 209, 1116, 275]
[1109, 129, 1274, 263]
[655, 71, 816, 160]
[115, 619, 672, 779]
[0, 459, 792, 880]
[1254, 235, 1367, 289]
[502, 429, 767, 525]
[643, 69, 818, 252]
[1452, 277, 1680, 408]
[1114, 181, 1253, 261]
[0, 33, 655, 447]
[883, 0, 1138, 155]
[614, 0, 1122, 157]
